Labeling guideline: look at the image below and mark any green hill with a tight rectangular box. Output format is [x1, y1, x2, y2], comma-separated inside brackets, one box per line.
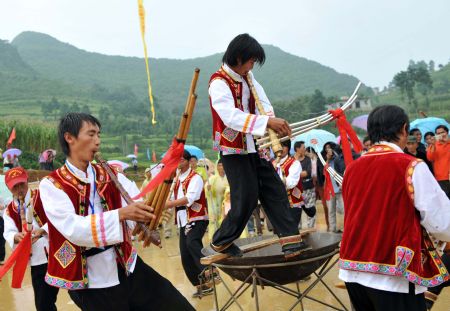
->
[11, 31, 370, 111]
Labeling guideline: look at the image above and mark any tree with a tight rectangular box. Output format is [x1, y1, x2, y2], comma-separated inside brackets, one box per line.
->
[393, 71, 416, 106]
[309, 89, 328, 115]
[428, 60, 435, 72]
[81, 104, 91, 114]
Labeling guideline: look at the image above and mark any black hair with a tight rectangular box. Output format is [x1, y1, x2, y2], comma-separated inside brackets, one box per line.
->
[217, 158, 223, 165]
[183, 150, 192, 161]
[409, 128, 421, 135]
[281, 139, 291, 151]
[293, 141, 305, 151]
[305, 147, 317, 154]
[435, 125, 448, 133]
[58, 113, 101, 156]
[424, 131, 435, 138]
[222, 34, 266, 67]
[190, 155, 198, 161]
[367, 105, 409, 144]
[363, 136, 371, 143]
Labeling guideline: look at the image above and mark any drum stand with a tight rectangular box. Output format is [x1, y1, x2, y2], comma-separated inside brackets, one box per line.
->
[204, 249, 349, 311]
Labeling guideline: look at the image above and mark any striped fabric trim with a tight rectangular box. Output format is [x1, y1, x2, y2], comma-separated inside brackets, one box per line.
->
[91, 214, 100, 247]
[99, 212, 107, 247]
[242, 115, 253, 132]
[248, 115, 258, 133]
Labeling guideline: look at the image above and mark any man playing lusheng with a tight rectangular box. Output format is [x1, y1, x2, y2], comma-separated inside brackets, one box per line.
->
[208, 33, 306, 257]
[39, 113, 193, 311]
[3, 167, 59, 311]
[339, 105, 450, 311]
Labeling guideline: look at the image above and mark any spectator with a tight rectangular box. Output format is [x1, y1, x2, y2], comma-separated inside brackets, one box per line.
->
[404, 135, 433, 173]
[362, 136, 372, 152]
[427, 125, 450, 197]
[311, 147, 330, 231]
[294, 141, 316, 228]
[189, 156, 207, 182]
[424, 131, 435, 147]
[410, 128, 426, 154]
[131, 157, 138, 173]
[12, 155, 20, 168]
[3, 155, 13, 172]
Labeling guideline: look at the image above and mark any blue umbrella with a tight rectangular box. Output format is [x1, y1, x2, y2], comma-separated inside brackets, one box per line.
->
[410, 117, 449, 143]
[160, 144, 204, 159]
[291, 129, 337, 153]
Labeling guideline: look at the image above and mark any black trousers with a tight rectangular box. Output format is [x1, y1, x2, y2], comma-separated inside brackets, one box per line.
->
[213, 154, 299, 248]
[180, 220, 208, 286]
[0, 216, 5, 261]
[345, 282, 426, 311]
[289, 206, 317, 227]
[31, 263, 59, 311]
[438, 180, 450, 199]
[69, 256, 194, 311]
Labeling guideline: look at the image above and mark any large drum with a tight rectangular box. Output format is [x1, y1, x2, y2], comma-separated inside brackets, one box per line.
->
[203, 232, 341, 285]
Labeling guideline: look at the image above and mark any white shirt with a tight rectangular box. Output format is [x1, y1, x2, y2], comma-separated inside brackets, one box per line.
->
[39, 161, 140, 288]
[3, 189, 49, 266]
[209, 64, 273, 154]
[339, 141, 450, 294]
[171, 168, 204, 228]
[277, 155, 302, 190]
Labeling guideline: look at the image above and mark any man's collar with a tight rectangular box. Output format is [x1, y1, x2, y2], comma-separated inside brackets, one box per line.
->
[378, 141, 404, 153]
[223, 63, 243, 82]
[180, 167, 191, 180]
[14, 188, 31, 206]
[66, 160, 93, 183]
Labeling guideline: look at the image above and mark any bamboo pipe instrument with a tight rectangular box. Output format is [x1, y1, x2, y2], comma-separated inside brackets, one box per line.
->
[94, 152, 162, 247]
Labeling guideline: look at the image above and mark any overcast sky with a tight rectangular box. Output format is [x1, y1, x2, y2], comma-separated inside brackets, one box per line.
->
[1, 0, 449, 88]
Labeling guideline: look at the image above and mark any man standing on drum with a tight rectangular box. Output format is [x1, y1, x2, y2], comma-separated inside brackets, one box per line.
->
[339, 105, 450, 311]
[208, 33, 307, 258]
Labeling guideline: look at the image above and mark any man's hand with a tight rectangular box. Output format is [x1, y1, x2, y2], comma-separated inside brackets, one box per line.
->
[165, 200, 175, 210]
[14, 232, 26, 243]
[267, 117, 292, 137]
[118, 202, 155, 223]
[32, 228, 46, 244]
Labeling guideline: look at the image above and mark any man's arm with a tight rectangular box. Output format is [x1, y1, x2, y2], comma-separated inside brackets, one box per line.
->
[166, 175, 203, 209]
[2, 210, 22, 248]
[40, 178, 153, 248]
[414, 162, 450, 241]
[286, 161, 302, 190]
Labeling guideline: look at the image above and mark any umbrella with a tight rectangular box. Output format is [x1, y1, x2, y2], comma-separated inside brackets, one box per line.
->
[351, 114, 369, 131]
[2, 148, 21, 159]
[291, 129, 337, 153]
[107, 160, 130, 171]
[410, 117, 450, 143]
[126, 154, 137, 159]
[160, 144, 204, 160]
[42, 149, 56, 161]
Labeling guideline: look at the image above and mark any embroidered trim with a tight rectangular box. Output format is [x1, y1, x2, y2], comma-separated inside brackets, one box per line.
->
[248, 115, 258, 133]
[405, 159, 422, 203]
[45, 274, 86, 290]
[99, 212, 107, 247]
[279, 235, 302, 246]
[213, 132, 247, 154]
[91, 214, 100, 247]
[242, 115, 252, 133]
[222, 127, 240, 142]
[340, 246, 449, 287]
[54, 241, 77, 269]
[126, 247, 138, 273]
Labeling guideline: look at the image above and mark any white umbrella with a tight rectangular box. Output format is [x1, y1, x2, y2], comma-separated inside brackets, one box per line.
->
[126, 154, 137, 159]
[107, 160, 130, 171]
[3, 148, 22, 158]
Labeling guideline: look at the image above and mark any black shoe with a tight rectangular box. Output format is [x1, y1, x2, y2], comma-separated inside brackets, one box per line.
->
[192, 285, 214, 298]
[212, 243, 243, 257]
[283, 241, 311, 258]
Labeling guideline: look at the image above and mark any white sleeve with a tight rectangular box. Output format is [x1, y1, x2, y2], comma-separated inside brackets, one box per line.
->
[39, 178, 123, 248]
[209, 79, 269, 137]
[41, 222, 49, 234]
[286, 161, 301, 190]
[3, 211, 19, 249]
[414, 162, 450, 241]
[117, 173, 141, 230]
[185, 175, 204, 207]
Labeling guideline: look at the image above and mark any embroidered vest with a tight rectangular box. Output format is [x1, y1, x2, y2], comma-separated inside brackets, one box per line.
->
[340, 145, 449, 287]
[209, 67, 256, 154]
[44, 164, 137, 290]
[174, 170, 208, 223]
[6, 189, 47, 231]
[280, 157, 305, 208]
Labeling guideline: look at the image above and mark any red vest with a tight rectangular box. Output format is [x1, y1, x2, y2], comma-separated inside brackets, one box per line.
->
[6, 189, 47, 231]
[174, 170, 208, 223]
[340, 144, 449, 287]
[280, 157, 305, 208]
[209, 67, 256, 154]
[44, 164, 137, 290]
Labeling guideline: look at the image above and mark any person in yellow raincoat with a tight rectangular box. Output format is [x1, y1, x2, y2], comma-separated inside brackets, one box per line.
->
[206, 159, 228, 240]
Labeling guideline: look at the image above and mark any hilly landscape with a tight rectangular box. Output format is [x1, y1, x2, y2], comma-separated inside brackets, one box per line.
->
[0, 31, 448, 167]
